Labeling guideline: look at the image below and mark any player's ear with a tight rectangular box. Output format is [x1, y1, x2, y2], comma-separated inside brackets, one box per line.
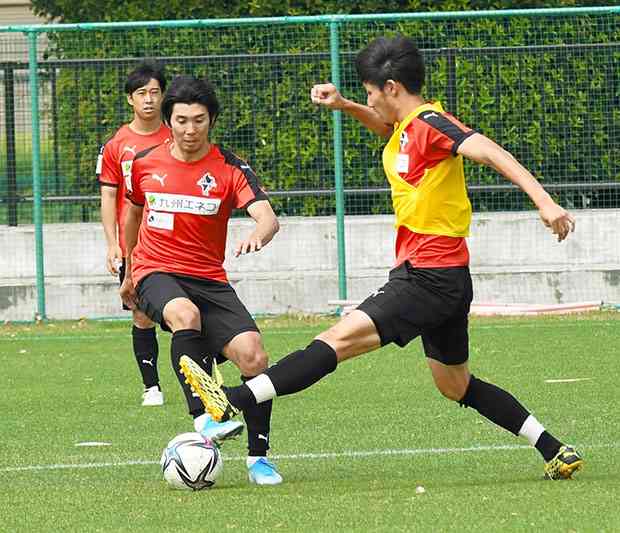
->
[126, 93, 134, 107]
[384, 79, 398, 96]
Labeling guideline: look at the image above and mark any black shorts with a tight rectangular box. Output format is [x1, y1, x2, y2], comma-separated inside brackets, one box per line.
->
[357, 262, 473, 365]
[136, 272, 259, 357]
[118, 258, 130, 311]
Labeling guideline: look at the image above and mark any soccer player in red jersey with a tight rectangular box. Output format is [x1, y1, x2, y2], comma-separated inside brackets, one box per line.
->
[181, 36, 583, 481]
[98, 61, 171, 407]
[120, 75, 283, 485]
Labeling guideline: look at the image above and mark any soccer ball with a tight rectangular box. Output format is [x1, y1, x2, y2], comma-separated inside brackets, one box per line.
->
[160, 432, 223, 490]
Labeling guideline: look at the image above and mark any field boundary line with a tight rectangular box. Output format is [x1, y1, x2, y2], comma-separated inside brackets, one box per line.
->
[1, 443, 614, 473]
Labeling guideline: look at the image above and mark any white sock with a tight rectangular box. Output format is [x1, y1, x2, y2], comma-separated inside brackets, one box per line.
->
[246, 374, 277, 403]
[246, 456, 262, 468]
[518, 415, 545, 446]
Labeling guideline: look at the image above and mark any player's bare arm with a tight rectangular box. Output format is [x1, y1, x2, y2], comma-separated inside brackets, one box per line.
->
[234, 200, 280, 257]
[119, 202, 143, 308]
[310, 83, 392, 138]
[457, 133, 575, 242]
[100, 185, 123, 274]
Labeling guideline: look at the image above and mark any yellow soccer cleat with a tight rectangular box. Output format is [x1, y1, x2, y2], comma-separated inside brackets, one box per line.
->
[179, 355, 240, 422]
[211, 358, 224, 387]
[544, 445, 584, 480]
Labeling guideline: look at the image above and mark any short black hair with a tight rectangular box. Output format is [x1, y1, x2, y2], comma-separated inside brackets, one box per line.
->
[124, 60, 167, 95]
[355, 35, 425, 95]
[161, 75, 221, 127]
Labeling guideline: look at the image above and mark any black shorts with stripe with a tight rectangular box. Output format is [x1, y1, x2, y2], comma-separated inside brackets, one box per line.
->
[136, 272, 259, 358]
[357, 262, 473, 365]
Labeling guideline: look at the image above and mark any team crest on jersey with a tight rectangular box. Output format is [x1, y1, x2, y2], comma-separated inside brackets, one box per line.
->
[197, 173, 217, 196]
[399, 131, 409, 151]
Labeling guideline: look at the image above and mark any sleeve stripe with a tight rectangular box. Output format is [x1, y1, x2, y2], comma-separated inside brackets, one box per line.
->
[220, 147, 268, 200]
[451, 130, 477, 155]
[134, 143, 161, 161]
[416, 111, 475, 154]
[243, 197, 267, 210]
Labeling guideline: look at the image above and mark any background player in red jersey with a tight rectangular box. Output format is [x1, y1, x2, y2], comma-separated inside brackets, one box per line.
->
[98, 61, 171, 407]
[180, 36, 583, 481]
[120, 75, 283, 485]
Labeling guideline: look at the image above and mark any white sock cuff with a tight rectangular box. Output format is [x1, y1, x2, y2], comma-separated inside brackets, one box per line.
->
[518, 415, 545, 447]
[246, 374, 277, 404]
[246, 456, 261, 468]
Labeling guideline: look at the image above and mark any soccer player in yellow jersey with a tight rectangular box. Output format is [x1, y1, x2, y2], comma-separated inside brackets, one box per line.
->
[180, 36, 583, 480]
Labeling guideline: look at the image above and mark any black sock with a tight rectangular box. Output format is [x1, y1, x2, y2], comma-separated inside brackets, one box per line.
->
[171, 329, 209, 418]
[241, 376, 272, 457]
[132, 326, 159, 389]
[458, 375, 530, 436]
[267, 340, 338, 395]
[535, 431, 563, 462]
[227, 340, 338, 411]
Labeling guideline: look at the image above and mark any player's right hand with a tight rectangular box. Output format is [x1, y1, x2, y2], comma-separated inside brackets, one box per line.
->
[106, 245, 123, 275]
[310, 83, 345, 110]
[119, 277, 137, 310]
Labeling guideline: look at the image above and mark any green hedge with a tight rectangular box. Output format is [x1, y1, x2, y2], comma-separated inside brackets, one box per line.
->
[33, 11, 620, 220]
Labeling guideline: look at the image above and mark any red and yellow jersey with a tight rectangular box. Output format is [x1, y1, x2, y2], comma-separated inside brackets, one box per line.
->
[382, 101, 476, 268]
[96, 123, 171, 256]
[126, 142, 268, 285]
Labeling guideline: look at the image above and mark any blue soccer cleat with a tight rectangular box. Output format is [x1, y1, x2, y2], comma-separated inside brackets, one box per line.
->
[247, 457, 283, 486]
[195, 413, 244, 444]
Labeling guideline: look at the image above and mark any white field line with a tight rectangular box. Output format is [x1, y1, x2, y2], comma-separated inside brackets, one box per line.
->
[544, 378, 593, 383]
[0, 321, 616, 343]
[1, 443, 614, 474]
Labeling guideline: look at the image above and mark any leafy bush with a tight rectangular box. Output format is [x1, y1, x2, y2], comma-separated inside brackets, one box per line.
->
[28, 3, 620, 217]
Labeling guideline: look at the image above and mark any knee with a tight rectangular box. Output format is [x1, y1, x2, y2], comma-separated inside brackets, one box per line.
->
[133, 311, 154, 329]
[165, 303, 201, 331]
[236, 349, 268, 377]
[434, 378, 468, 402]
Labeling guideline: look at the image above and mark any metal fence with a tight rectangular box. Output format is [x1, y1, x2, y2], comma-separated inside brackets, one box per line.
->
[1, 7, 620, 318]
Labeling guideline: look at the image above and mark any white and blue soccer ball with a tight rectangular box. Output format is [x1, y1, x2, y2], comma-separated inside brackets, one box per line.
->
[160, 432, 223, 490]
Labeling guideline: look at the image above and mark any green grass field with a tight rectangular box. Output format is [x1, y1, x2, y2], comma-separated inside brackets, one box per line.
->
[2, 313, 619, 532]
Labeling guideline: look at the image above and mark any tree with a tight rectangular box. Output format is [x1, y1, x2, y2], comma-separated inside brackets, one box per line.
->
[31, 0, 620, 24]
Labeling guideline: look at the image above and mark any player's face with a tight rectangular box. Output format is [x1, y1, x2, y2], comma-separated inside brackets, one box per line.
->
[363, 81, 397, 124]
[128, 78, 163, 121]
[170, 103, 211, 155]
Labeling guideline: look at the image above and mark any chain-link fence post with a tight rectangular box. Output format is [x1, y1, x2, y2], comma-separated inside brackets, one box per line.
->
[27, 29, 46, 320]
[329, 19, 347, 300]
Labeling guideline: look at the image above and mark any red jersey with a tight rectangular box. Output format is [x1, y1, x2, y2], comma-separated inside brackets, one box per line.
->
[386, 102, 475, 268]
[126, 143, 268, 285]
[97, 123, 171, 256]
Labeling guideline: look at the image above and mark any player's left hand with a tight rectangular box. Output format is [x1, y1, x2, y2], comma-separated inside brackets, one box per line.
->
[539, 202, 576, 242]
[234, 236, 263, 257]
